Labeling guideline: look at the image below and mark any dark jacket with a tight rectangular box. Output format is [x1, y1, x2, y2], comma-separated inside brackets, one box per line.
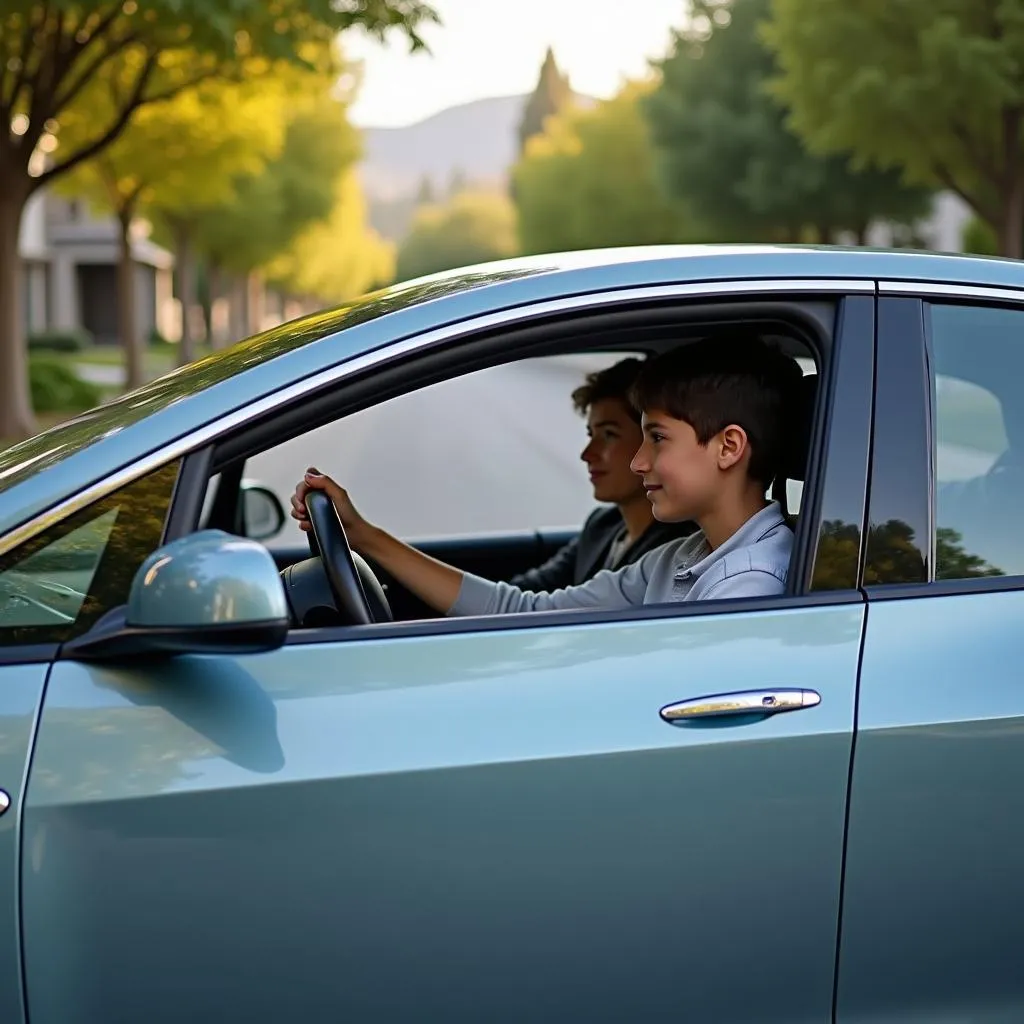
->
[508, 506, 698, 592]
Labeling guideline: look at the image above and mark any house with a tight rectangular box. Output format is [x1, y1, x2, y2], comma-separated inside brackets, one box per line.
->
[16, 190, 176, 345]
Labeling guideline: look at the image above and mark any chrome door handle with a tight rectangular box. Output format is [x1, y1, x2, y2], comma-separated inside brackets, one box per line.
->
[660, 688, 821, 724]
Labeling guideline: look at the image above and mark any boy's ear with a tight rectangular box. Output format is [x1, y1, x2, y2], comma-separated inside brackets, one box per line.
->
[716, 424, 750, 470]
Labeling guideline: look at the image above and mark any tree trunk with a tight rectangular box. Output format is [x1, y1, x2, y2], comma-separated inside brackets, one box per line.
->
[207, 262, 223, 350]
[0, 184, 36, 440]
[229, 274, 247, 342]
[998, 179, 1024, 258]
[855, 223, 870, 247]
[245, 270, 265, 336]
[173, 219, 196, 367]
[117, 206, 144, 391]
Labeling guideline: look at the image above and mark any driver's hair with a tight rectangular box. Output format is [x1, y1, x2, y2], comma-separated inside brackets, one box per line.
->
[571, 358, 646, 424]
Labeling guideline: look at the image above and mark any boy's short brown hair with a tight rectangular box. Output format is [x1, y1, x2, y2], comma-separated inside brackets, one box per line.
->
[571, 357, 645, 423]
[630, 333, 803, 488]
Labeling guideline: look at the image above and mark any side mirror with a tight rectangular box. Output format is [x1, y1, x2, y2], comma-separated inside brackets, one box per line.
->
[64, 530, 290, 662]
[240, 480, 286, 541]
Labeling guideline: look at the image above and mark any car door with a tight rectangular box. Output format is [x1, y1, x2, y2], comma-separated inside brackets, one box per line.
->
[20, 294, 874, 1024]
[0, 658, 46, 1024]
[838, 290, 1024, 1020]
[0, 460, 182, 1024]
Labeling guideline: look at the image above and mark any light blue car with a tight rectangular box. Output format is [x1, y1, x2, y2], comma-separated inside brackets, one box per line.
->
[1, 245, 1022, 1022]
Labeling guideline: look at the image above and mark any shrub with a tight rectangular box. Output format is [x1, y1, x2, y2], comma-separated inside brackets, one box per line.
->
[27, 328, 93, 353]
[30, 356, 103, 414]
[961, 217, 998, 256]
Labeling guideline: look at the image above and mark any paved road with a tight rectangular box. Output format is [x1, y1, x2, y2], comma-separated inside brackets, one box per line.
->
[245, 354, 612, 548]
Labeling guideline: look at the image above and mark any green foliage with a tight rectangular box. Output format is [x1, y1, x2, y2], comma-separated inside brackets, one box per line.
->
[29, 357, 102, 414]
[518, 48, 573, 153]
[1, 2, 438, 191]
[192, 85, 361, 275]
[936, 527, 1004, 579]
[962, 217, 999, 256]
[395, 191, 518, 281]
[266, 169, 396, 302]
[58, 68, 291, 229]
[514, 83, 692, 253]
[646, 0, 931, 243]
[27, 329, 93, 354]
[764, 0, 1024, 254]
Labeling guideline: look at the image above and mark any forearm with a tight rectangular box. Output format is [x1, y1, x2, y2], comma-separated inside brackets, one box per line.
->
[359, 526, 464, 614]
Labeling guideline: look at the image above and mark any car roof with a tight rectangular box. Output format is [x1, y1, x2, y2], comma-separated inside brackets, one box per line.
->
[2, 243, 1022, 537]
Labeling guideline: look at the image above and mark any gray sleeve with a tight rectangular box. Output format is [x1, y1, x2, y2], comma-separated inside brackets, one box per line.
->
[700, 569, 786, 602]
[449, 554, 653, 616]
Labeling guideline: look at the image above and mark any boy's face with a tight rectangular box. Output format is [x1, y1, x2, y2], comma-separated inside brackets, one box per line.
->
[630, 408, 744, 522]
[580, 398, 646, 505]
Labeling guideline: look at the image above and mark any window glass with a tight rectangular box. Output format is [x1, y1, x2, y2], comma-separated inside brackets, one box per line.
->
[246, 354, 637, 547]
[0, 460, 180, 645]
[930, 303, 1024, 579]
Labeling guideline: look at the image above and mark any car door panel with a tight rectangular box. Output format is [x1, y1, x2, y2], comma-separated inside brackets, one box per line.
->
[23, 603, 862, 1024]
[839, 294, 1024, 1020]
[0, 662, 50, 1024]
[838, 591, 1024, 1021]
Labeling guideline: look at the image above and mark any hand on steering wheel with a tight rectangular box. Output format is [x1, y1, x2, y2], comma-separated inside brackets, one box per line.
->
[292, 469, 374, 625]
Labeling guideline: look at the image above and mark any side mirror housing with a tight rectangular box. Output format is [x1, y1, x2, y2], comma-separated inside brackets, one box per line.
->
[64, 530, 290, 661]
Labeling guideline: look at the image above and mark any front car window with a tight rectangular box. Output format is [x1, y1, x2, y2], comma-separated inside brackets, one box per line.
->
[246, 354, 639, 547]
[0, 461, 180, 645]
[930, 303, 1024, 579]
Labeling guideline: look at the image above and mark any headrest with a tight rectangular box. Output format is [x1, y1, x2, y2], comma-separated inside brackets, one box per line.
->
[781, 373, 817, 482]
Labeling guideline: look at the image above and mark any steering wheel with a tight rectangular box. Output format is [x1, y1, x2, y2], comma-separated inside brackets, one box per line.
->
[303, 490, 374, 625]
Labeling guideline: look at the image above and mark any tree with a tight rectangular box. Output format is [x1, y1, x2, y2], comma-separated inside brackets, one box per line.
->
[0, 0, 438, 439]
[189, 82, 362, 347]
[513, 82, 691, 254]
[645, 0, 930, 244]
[962, 217, 999, 256]
[57, 70, 288, 384]
[394, 191, 518, 282]
[266, 169, 395, 303]
[764, 0, 1024, 257]
[517, 47, 572, 155]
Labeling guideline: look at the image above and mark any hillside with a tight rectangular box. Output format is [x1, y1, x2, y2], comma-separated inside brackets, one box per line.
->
[358, 91, 594, 240]
[359, 94, 526, 203]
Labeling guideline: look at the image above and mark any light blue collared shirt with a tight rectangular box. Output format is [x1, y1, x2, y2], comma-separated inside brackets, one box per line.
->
[449, 502, 793, 616]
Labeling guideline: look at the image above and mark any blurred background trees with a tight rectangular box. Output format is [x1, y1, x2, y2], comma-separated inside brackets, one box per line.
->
[7, 0, 1021, 440]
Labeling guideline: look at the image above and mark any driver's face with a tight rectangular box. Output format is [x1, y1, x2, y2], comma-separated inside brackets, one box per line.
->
[580, 398, 646, 506]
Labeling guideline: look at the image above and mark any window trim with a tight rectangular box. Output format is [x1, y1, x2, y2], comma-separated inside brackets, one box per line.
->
[879, 281, 1024, 305]
[281, 588, 866, 648]
[0, 278, 872, 561]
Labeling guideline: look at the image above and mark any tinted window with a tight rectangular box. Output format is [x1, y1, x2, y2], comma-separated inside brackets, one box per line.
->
[930, 303, 1024, 579]
[0, 461, 180, 645]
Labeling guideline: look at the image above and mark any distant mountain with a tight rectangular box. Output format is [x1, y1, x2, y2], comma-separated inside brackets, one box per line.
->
[359, 94, 527, 204]
[358, 91, 594, 241]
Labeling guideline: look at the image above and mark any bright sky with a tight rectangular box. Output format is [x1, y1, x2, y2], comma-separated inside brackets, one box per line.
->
[344, 0, 687, 128]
